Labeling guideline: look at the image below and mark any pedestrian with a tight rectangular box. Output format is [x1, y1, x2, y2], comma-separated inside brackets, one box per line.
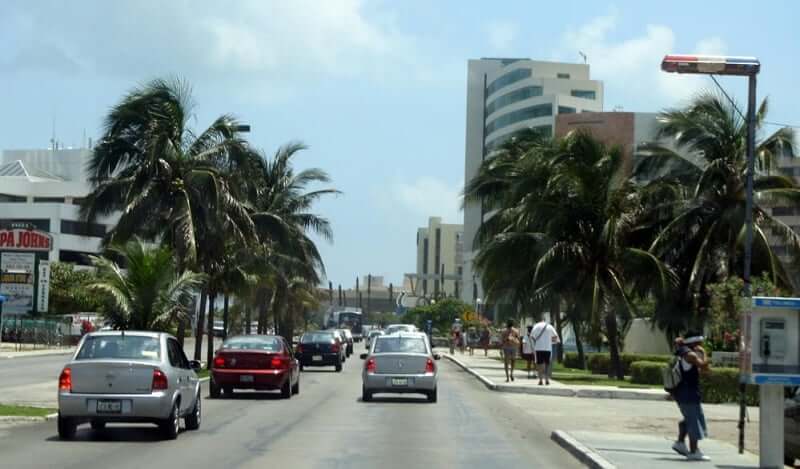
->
[450, 318, 463, 355]
[500, 320, 521, 382]
[521, 325, 536, 379]
[467, 327, 479, 356]
[671, 332, 711, 461]
[530, 318, 559, 385]
[480, 326, 491, 357]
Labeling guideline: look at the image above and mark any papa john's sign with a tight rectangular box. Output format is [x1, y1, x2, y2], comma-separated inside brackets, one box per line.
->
[0, 229, 53, 252]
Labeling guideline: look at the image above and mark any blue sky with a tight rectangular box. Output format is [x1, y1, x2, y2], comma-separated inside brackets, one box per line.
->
[1, 0, 798, 288]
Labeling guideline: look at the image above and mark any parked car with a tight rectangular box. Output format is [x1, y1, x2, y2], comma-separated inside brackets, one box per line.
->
[384, 324, 417, 335]
[365, 330, 384, 349]
[296, 331, 344, 372]
[57, 331, 202, 440]
[340, 329, 354, 356]
[361, 332, 440, 403]
[210, 335, 299, 399]
[785, 387, 800, 466]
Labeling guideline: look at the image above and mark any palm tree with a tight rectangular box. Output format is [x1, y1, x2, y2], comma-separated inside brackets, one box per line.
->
[80, 78, 259, 272]
[636, 92, 799, 331]
[88, 239, 205, 331]
[467, 131, 675, 378]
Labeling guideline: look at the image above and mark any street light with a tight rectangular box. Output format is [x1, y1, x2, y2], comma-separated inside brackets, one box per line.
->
[662, 53, 760, 459]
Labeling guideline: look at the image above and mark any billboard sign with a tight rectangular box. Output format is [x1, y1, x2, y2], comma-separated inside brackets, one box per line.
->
[37, 260, 50, 313]
[0, 229, 53, 252]
[0, 252, 36, 314]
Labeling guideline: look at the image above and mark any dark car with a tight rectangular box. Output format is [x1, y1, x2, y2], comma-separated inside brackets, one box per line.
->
[296, 331, 344, 372]
[786, 387, 800, 466]
[210, 335, 300, 399]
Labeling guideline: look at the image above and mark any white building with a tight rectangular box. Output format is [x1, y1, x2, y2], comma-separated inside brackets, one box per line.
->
[0, 148, 114, 264]
[411, 216, 463, 298]
[462, 58, 604, 304]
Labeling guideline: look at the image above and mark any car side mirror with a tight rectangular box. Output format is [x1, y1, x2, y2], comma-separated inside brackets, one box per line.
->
[433, 354, 441, 360]
[359, 353, 368, 360]
[189, 360, 202, 371]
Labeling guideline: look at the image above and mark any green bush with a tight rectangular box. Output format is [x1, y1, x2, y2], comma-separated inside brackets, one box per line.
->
[563, 352, 583, 369]
[700, 367, 759, 405]
[586, 353, 672, 375]
[630, 361, 664, 385]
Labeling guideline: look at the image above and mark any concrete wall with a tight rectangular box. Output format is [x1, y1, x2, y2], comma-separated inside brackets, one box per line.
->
[623, 318, 671, 355]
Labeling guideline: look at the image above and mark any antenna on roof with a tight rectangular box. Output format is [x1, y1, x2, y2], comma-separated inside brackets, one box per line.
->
[579, 51, 588, 64]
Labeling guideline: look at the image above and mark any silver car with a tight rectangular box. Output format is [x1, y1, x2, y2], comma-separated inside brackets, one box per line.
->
[57, 331, 202, 440]
[365, 330, 383, 349]
[384, 324, 417, 335]
[361, 332, 440, 402]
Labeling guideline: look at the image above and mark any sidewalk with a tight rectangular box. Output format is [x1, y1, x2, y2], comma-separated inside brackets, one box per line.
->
[552, 430, 761, 469]
[441, 349, 670, 400]
[0, 344, 75, 359]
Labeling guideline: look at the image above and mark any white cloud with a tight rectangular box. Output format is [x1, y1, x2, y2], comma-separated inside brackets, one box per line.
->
[390, 177, 462, 225]
[486, 21, 518, 52]
[559, 13, 727, 106]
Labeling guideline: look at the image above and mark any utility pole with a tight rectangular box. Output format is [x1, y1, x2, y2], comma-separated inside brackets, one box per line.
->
[366, 274, 372, 316]
[356, 276, 361, 309]
[338, 284, 342, 306]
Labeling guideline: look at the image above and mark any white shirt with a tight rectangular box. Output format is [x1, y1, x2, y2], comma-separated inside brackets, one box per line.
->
[530, 322, 559, 352]
[522, 333, 534, 354]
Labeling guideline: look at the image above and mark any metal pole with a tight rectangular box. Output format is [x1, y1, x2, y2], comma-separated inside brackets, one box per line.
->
[738, 72, 757, 455]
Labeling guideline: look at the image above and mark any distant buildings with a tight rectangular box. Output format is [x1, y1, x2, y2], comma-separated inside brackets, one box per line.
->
[462, 58, 603, 305]
[408, 216, 464, 299]
[0, 148, 116, 265]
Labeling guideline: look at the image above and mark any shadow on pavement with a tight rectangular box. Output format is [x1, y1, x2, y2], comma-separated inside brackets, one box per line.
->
[359, 396, 432, 404]
[299, 369, 339, 373]
[45, 425, 180, 443]
[209, 391, 284, 400]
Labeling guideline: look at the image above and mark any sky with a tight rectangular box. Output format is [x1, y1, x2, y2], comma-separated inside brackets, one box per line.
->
[1, 0, 798, 289]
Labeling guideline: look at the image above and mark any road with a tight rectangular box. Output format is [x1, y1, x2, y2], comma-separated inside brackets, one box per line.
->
[0, 353, 580, 469]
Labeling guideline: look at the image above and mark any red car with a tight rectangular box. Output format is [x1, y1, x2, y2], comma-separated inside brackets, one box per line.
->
[210, 335, 300, 399]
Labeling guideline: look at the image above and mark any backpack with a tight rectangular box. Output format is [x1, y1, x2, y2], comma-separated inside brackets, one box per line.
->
[662, 357, 683, 393]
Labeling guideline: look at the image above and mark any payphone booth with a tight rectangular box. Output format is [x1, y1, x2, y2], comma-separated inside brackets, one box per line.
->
[742, 297, 800, 468]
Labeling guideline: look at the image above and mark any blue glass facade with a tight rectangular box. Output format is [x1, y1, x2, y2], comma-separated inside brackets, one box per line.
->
[486, 86, 543, 116]
[485, 104, 552, 135]
[571, 89, 596, 100]
[486, 68, 531, 96]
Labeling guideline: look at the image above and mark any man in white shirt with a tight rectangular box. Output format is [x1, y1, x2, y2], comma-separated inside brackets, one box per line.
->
[531, 319, 560, 385]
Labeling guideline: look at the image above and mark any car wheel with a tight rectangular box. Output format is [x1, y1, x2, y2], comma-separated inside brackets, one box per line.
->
[335, 360, 343, 372]
[223, 386, 233, 396]
[160, 401, 180, 440]
[427, 388, 437, 403]
[90, 420, 106, 431]
[299, 363, 304, 371]
[785, 456, 796, 467]
[57, 413, 76, 440]
[281, 379, 292, 399]
[362, 385, 372, 402]
[209, 379, 221, 398]
[292, 376, 300, 395]
[185, 392, 201, 431]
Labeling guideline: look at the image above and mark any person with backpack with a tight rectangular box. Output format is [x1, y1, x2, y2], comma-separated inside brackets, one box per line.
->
[669, 332, 711, 461]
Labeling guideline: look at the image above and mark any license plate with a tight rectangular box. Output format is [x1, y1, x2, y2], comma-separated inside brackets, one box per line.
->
[312, 355, 323, 362]
[97, 400, 121, 413]
[391, 378, 408, 386]
[240, 375, 254, 383]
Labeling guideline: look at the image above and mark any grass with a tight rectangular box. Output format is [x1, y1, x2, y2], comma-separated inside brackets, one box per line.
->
[0, 404, 55, 417]
[493, 357, 661, 389]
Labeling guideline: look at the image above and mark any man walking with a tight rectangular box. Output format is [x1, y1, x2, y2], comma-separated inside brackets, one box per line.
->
[671, 332, 711, 461]
[500, 320, 521, 382]
[530, 318, 559, 385]
[521, 325, 536, 379]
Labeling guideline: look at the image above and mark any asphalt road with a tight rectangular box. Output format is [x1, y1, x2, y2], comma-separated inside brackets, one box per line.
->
[0, 352, 580, 469]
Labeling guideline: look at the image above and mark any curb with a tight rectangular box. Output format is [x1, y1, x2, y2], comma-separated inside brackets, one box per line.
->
[551, 430, 616, 469]
[443, 354, 669, 401]
[1, 349, 75, 360]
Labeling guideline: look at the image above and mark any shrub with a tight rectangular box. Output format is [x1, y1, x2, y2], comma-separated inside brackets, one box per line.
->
[563, 352, 583, 369]
[586, 353, 672, 375]
[630, 361, 664, 385]
[700, 367, 759, 405]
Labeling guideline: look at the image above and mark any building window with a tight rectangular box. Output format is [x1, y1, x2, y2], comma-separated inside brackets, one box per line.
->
[557, 73, 570, 79]
[434, 228, 441, 274]
[422, 238, 429, 274]
[59, 250, 94, 266]
[422, 279, 428, 296]
[487, 68, 532, 96]
[457, 266, 463, 276]
[0, 218, 51, 231]
[0, 193, 26, 203]
[61, 219, 106, 237]
[571, 90, 596, 100]
[558, 106, 576, 114]
[486, 125, 552, 150]
[486, 86, 543, 116]
[485, 104, 552, 135]
[33, 197, 66, 203]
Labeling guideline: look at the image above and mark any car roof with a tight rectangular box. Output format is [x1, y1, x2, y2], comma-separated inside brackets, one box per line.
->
[225, 335, 281, 341]
[379, 331, 427, 338]
[85, 330, 165, 339]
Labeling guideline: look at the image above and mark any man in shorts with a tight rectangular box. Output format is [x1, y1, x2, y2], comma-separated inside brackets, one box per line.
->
[531, 319, 559, 385]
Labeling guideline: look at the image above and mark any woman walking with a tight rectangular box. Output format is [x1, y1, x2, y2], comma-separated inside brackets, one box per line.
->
[500, 320, 521, 382]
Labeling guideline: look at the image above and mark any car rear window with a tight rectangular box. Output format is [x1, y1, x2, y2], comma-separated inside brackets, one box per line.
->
[76, 335, 161, 360]
[373, 337, 427, 354]
[222, 336, 282, 351]
[301, 332, 334, 343]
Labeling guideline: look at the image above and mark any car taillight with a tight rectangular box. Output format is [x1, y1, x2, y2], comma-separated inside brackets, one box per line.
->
[295, 344, 303, 354]
[213, 356, 225, 368]
[152, 369, 168, 391]
[58, 367, 72, 392]
[331, 343, 340, 353]
[271, 356, 285, 369]
[366, 358, 376, 374]
[425, 358, 435, 374]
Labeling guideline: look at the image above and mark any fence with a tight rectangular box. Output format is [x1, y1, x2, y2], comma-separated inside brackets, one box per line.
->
[1, 317, 74, 349]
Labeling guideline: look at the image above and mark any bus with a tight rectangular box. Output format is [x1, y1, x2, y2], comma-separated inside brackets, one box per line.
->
[326, 307, 363, 341]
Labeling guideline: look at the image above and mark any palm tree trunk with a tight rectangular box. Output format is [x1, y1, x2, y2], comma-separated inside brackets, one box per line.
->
[222, 294, 230, 340]
[194, 290, 207, 361]
[605, 310, 624, 379]
[245, 304, 252, 335]
[551, 296, 562, 363]
[206, 291, 217, 368]
[574, 323, 586, 369]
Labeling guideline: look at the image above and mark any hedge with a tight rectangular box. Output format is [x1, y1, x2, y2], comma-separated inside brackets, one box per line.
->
[629, 361, 759, 405]
[582, 353, 672, 375]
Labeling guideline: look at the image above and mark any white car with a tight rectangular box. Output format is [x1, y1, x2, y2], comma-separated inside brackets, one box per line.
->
[57, 331, 202, 440]
[384, 324, 417, 335]
[365, 330, 384, 349]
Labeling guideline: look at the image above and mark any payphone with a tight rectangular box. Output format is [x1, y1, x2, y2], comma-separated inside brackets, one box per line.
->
[743, 297, 800, 382]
